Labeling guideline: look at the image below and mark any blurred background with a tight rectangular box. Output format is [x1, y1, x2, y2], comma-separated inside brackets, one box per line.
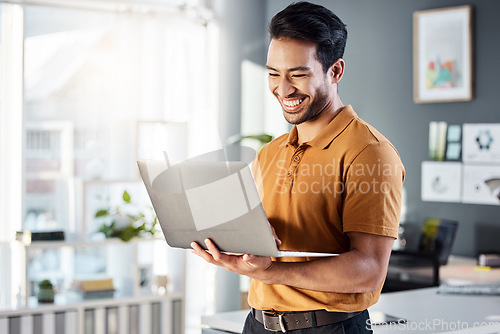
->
[1, 0, 499, 333]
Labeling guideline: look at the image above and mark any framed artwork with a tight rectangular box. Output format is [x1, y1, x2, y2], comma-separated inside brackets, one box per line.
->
[421, 161, 462, 203]
[413, 6, 473, 103]
[462, 123, 500, 163]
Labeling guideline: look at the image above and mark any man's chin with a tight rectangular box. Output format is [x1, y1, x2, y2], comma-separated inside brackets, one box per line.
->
[283, 113, 304, 125]
[283, 109, 307, 125]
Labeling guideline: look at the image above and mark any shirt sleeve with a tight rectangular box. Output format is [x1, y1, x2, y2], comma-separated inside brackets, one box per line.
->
[342, 141, 405, 238]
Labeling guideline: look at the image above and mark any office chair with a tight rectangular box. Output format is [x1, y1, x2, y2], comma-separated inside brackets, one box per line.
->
[383, 218, 458, 293]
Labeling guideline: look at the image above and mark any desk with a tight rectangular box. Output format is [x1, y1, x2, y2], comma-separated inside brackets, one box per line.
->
[440, 256, 500, 283]
[370, 287, 500, 333]
[202, 288, 500, 333]
[202, 257, 500, 334]
[386, 255, 500, 292]
[202, 311, 248, 334]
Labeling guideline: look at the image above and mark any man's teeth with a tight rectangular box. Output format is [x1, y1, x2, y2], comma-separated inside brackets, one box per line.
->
[283, 99, 303, 107]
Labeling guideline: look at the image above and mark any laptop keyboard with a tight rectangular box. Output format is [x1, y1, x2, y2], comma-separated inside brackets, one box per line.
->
[438, 281, 500, 296]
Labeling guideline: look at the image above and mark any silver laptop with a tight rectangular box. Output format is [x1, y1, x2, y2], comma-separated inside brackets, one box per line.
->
[137, 159, 336, 257]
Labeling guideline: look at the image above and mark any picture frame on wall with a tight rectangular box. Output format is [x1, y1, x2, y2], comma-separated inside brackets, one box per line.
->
[413, 5, 473, 103]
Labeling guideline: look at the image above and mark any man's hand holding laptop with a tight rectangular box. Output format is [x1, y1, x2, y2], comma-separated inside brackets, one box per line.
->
[190, 224, 282, 283]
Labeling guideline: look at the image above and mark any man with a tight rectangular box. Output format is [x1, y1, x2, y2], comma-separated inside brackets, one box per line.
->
[191, 2, 405, 333]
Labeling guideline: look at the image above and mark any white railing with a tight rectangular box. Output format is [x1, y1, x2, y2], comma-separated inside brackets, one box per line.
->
[0, 297, 182, 334]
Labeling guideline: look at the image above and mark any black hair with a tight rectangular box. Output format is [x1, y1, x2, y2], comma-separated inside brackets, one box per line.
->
[269, 1, 347, 73]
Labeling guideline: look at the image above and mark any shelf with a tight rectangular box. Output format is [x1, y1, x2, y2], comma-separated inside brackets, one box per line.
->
[9, 235, 185, 312]
[6, 121, 188, 333]
[14, 236, 166, 249]
[0, 292, 183, 317]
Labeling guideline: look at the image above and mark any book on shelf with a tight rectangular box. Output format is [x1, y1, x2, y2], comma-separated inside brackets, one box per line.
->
[72, 278, 115, 299]
[16, 230, 65, 244]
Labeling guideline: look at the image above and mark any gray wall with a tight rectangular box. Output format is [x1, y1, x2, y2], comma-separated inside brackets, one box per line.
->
[263, 0, 500, 257]
[214, 0, 268, 141]
[213, 0, 268, 312]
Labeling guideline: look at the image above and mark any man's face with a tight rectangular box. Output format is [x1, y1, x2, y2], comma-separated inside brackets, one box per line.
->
[266, 38, 332, 125]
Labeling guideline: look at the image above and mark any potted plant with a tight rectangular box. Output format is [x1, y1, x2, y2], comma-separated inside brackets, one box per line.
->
[95, 190, 158, 242]
[37, 279, 55, 303]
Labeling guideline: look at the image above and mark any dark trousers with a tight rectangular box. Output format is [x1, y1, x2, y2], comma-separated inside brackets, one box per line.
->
[242, 309, 373, 334]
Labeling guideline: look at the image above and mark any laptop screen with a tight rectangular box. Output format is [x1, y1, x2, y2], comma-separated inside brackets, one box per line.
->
[419, 218, 458, 265]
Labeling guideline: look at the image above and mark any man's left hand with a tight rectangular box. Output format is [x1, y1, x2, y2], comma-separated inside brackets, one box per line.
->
[190, 239, 274, 281]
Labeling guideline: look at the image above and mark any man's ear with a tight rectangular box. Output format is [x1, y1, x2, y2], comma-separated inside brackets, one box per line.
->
[328, 58, 345, 84]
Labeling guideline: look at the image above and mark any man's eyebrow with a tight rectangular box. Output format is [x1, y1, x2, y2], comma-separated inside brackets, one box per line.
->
[265, 65, 311, 72]
[288, 66, 311, 72]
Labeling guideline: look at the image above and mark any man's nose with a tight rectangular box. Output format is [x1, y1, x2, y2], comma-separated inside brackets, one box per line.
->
[276, 77, 295, 98]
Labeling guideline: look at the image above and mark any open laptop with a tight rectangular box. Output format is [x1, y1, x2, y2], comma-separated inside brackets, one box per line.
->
[389, 218, 458, 268]
[137, 159, 336, 258]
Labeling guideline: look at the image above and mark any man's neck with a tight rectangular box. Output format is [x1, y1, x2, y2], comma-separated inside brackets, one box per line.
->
[296, 96, 344, 144]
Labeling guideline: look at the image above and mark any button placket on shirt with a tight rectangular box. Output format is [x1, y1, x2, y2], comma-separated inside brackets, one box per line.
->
[287, 146, 306, 190]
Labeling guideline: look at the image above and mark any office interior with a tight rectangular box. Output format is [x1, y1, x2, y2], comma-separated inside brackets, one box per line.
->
[0, 0, 499, 333]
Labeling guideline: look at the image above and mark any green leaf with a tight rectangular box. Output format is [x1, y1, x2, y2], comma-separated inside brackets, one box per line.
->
[123, 190, 131, 203]
[95, 209, 109, 218]
[119, 225, 136, 241]
[98, 222, 114, 238]
[241, 134, 273, 144]
[38, 279, 53, 288]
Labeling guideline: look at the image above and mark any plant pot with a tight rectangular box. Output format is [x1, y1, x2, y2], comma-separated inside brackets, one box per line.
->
[37, 287, 55, 303]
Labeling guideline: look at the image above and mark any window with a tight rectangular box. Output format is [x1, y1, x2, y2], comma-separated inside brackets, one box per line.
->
[0, 1, 219, 331]
[22, 4, 218, 235]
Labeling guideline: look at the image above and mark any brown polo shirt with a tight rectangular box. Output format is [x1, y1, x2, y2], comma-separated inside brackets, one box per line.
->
[249, 105, 405, 312]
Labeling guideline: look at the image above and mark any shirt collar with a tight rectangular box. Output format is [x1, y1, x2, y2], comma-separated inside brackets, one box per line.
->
[281, 105, 358, 149]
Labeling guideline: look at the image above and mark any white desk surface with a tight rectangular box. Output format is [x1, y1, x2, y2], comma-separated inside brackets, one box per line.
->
[202, 288, 500, 334]
[202, 310, 248, 333]
[202, 257, 500, 333]
[370, 287, 500, 333]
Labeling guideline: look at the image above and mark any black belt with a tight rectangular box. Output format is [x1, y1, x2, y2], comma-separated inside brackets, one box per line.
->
[252, 308, 361, 332]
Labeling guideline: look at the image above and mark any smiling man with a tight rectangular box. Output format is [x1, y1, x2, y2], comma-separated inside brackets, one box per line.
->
[191, 2, 405, 333]
[266, 39, 338, 129]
